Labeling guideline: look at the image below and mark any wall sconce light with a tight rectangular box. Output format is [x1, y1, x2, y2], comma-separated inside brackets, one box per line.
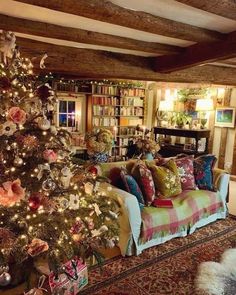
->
[196, 98, 214, 129]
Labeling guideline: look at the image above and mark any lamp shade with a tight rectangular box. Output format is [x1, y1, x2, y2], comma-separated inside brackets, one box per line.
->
[159, 100, 174, 111]
[196, 98, 214, 111]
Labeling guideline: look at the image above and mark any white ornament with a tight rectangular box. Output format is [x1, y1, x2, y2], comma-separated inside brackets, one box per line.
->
[84, 182, 94, 195]
[50, 125, 57, 135]
[93, 203, 102, 216]
[69, 194, 80, 210]
[38, 118, 51, 130]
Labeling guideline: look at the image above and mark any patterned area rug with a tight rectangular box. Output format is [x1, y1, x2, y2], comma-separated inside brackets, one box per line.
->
[80, 217, 236, 295]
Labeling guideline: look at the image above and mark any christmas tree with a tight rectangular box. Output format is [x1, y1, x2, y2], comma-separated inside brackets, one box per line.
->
[0, 31, 119, 289]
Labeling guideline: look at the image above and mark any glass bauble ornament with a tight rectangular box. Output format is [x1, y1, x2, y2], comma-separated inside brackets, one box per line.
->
[42, 178, 56, 191]
[0, 272, 11, 286]
[13, 157, 23, 167]
[28, 193, 42, 211]
[38, 118, 51, 130]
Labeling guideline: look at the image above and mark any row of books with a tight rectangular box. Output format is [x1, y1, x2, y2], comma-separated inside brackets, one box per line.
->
[92, 85, 119, 96]
[92, 117, 118, 127]
[119, 127, 139, 136]
[120, 106, 143, 116]
[120, 97, 144, 106]
[92, 106, 117, 116]
[92, 96, 119, 105]
[120, 88, 145, 97]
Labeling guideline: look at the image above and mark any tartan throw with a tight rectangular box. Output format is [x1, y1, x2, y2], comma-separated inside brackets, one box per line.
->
[139, 190, 224, 244]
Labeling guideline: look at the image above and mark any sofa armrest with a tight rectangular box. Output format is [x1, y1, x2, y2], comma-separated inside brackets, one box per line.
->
[213, 168, 230, 202]
[98, 182, 141, 256]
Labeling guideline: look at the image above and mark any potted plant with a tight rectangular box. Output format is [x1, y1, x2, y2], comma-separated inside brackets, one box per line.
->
[174, 112, 192, 128]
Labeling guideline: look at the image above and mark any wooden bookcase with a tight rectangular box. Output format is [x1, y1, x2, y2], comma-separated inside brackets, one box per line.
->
[87, 83, 146, 160]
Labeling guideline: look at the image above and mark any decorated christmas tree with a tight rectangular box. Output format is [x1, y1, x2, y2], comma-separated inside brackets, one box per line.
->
[0, 31, 119, 291]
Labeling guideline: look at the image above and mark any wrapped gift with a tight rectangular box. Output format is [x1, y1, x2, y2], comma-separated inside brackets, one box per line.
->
[49, 258, 88, 295]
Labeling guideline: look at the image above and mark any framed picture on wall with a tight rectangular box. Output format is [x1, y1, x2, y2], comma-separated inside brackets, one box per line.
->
[215, 107, 236, 128]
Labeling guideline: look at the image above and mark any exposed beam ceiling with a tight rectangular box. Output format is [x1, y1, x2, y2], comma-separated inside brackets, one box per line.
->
[17, 37, 236, 85]
[15, 0, 224, 43]
[155, 30, 236, 72]
[175, 0, 236, 21]
[0, 14, 180, 55]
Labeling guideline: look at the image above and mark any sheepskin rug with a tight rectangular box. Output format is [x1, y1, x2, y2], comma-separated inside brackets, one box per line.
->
[195, 248, 236, 295]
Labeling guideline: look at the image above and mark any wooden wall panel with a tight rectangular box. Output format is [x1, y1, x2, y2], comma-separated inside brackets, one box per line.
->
[218, 128, 228, 169]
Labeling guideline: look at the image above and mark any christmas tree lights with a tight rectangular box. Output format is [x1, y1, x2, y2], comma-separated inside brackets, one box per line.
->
[0, 31, 119, 289]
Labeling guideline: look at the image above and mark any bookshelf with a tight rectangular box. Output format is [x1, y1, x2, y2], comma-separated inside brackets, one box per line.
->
[87, 84, 146, 160]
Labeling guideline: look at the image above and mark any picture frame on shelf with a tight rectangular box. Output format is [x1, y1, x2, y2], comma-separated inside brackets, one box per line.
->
[215, 107, 236, 128]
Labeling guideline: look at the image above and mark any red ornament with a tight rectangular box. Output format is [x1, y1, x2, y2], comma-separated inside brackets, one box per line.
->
[88, 166, 98, 176]
[28, 193, 42, 211]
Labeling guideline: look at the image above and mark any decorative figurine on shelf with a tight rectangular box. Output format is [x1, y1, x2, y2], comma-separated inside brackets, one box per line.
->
[85, 128, 113, 163]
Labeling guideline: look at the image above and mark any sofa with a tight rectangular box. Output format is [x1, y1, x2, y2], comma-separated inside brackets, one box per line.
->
[97, 158, 230, 257]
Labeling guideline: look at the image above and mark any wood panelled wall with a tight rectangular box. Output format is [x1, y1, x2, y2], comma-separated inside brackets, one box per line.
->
[147, 84, 236, 175]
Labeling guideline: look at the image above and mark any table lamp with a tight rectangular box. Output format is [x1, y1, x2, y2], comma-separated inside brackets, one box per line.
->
[196, 98, 214, 129]
[158, 100, 174, 126]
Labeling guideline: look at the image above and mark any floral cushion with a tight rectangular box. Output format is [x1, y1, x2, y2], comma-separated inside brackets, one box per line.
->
[148, 159, 182, 198]
[120, 171, 145, 209]
[131, 163, 156, 206]
[193, 154, 217, 191]
[175, 155, 197, 190]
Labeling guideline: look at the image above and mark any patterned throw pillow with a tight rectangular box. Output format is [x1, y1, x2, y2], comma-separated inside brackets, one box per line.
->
[193, 154, 217, 191]
[120, 171, 145, 208]
[109, 167, 124, 188]
[148, 159, 182, 198]
[131, 163, 156, 206]
[175, 155, 197, 190]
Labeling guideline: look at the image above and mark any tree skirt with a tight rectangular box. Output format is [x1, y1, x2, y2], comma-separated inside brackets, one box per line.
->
[80, 217, 236, 295]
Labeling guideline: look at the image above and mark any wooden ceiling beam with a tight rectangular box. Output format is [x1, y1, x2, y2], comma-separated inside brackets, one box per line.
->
[175, 0, 236, 20]
[0, 14, 180, 55]
[15, 0, 224, 43]
[155, 30, 236, 72]
[16, 37, 236, 85]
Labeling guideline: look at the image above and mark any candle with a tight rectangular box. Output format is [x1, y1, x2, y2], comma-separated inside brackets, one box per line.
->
[143, 126, 146, 139]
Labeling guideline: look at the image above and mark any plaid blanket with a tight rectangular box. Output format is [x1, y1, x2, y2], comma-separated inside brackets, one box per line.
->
[139, 190, 224, 244]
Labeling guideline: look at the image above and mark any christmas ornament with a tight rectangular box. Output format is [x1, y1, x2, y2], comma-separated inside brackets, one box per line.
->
[0, 121, 17, 137]
[57, 197, 69, 210]
[38, 117, 50, 130]
[0, 265, 9, 275]
[43, 149, 57, 163]
[27, 238, 49, 257]
[13, 156, 23, 167]
[88, 166, 98, 176]
[60, 167, 73, 189]
[84, 182, 94, 195]
[42, 178, 56, 191]
[28, 193, 42, 211]
[69, 194, 80, 210]
[50, 125, 57, 135]
[0, 271, 11, 286]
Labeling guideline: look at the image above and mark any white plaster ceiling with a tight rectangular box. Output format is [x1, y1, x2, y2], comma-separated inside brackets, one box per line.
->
[0, 0, 193, 47]
[14, 32, 159, 57]
[111, 0, 236, 33]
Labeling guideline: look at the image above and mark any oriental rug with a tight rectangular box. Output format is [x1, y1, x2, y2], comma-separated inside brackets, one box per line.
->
[80, 217, 236, 295]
